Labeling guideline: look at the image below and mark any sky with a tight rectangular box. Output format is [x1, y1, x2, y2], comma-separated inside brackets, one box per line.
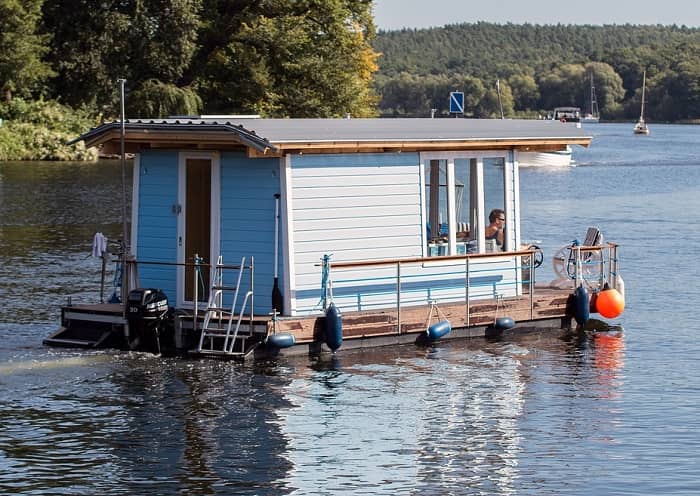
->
[373, 0, 700, 30]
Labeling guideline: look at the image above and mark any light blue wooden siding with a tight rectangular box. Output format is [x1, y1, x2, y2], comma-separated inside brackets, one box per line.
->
[220, 152, 280, 315]
[290, 152, 423, 313]
[136, 150, 179, 301]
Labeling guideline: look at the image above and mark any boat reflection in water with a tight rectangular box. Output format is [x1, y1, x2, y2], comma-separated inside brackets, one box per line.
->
[269, 328, 624, 493]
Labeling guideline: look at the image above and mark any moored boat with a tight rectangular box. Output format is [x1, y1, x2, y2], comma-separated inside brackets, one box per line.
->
[634, 70, 650, 135]
[582, 74, 600, 123]
[44, 116, 623, 359]
[517, 145, 574, 167]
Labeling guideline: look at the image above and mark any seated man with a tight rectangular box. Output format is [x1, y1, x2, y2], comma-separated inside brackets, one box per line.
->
[485, 208, 505, 249]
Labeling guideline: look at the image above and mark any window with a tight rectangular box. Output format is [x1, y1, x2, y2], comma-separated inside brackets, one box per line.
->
[422, 153, 509, 256]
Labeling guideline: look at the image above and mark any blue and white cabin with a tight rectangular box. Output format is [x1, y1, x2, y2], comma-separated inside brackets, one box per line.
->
[68, 117, 594, 354]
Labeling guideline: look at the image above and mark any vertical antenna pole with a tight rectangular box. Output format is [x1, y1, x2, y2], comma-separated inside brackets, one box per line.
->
[496, 79, 504, 119]
[117, 78, 130, 335]
[118, 78, 128, 255]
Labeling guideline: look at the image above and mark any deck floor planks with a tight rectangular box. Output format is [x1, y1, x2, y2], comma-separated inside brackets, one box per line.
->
[58, 287, 574, 347]
[273, 287, 572, 343]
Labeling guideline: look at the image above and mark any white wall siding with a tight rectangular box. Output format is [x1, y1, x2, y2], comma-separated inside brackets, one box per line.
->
[289, 153, 422, 314]
[287, 152, 521, 316]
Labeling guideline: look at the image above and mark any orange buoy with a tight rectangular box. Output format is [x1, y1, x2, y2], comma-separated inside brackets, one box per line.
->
[596, 286, 625, 318]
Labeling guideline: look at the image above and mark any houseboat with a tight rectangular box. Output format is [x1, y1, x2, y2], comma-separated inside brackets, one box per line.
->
[44, 117, 624, 359]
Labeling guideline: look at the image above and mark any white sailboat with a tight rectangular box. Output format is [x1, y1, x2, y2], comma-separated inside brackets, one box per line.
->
[582, 73, 600, 123]
[634, 71, 650, 135]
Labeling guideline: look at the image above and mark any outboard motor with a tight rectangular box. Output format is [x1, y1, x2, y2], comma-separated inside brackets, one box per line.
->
[126, 288, 169, 354]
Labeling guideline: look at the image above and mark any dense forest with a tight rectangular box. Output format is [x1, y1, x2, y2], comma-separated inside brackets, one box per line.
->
[372, 23, 700, 120]
[0, 0, 378, 159]
[1, 0, 378, 119]
[2, 2, 700, 160]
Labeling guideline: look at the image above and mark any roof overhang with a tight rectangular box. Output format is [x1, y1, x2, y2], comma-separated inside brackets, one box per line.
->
[70, 118, 592, 158]
[69, 121, 277, 155]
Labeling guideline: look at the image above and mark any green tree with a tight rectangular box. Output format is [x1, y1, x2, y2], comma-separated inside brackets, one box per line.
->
[377, 73, 429, 116]
[41, 0, 114, 108]
[192, 0, 379, 117]
[125, 0, 202, 116]
[461, 76, 486, 116]
[585, 62, 624, 118]
[508, 74, 539, 111]
[128, 79, 202, 118]
[538, 64, 586, 111]
[0, 0, 53, 101]
[475, 79, 513, 118]
[43, 0, 201, 116]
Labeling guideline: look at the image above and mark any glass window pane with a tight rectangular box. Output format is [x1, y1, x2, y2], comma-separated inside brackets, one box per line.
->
[483, 157, 506, 252]
[454, 159, 474, 254]
[425, 159, 448, 256]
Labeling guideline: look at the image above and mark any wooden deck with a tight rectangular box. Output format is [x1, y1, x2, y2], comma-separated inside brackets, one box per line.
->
[45, 287, 575, 356]
[270, 287, 573, 350]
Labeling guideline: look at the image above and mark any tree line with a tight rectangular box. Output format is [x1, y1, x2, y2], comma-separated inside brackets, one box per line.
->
[372, 22, 700, 120]
[2, 2, 700, 124]
[1, 0, 378, 119]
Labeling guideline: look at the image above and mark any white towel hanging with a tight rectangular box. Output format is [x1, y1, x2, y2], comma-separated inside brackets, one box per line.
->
[91, 232, 108, 258]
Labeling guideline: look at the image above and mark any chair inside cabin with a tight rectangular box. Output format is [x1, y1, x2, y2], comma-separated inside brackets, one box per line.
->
[426, 222, 470, 240]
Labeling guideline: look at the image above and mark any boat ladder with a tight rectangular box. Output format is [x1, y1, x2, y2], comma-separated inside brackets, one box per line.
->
[194, 256, 255, 358]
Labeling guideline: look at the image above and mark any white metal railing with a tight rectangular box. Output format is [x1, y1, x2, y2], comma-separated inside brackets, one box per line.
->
[318, 248, 541, 331]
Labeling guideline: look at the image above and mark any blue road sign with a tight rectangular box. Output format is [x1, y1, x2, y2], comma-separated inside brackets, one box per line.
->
[449, 92, 464, 114]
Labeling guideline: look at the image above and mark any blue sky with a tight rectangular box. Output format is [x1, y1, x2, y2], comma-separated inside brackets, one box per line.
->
[373, 0, 700, 30]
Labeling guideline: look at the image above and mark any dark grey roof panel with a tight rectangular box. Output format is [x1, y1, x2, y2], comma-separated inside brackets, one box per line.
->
[72, 117, 590, 148]
[220, 117, 589, 143]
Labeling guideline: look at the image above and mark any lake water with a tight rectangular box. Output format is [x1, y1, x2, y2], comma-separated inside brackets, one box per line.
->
[1, 123, 699, 495]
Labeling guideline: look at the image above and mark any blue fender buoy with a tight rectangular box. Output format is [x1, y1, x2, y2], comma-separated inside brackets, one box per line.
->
[573, 285, 590, 325]
[427, 320, 451, 340]
[325, 303, 343, 351]
[267, 333, 296, 349]
[494, 316, 515, 331]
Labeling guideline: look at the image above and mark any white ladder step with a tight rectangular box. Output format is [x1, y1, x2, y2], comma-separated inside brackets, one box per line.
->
[205, 307, 233, 314]
[195, 255, 253, 355]
[202, 325, 252, 335]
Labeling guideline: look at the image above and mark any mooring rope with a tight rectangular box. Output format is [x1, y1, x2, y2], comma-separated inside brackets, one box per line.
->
[194, 254, 206, 300]
[318, 254, 333, 310]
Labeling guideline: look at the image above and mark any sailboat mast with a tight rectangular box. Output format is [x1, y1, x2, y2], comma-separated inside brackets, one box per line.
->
[586, 73, 598, 119]
[640, 71, 646, 120]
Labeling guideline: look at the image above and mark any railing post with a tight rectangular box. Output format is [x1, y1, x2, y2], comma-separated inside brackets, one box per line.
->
[600, 246, 606, 287]
[250, 256, 255, 333]
[529, 252, 534, 321]
[465, 256, 470, 327]
[396, 261, 401, 334]
[193, 253, 199, 333]
[574, 245, 582, 287]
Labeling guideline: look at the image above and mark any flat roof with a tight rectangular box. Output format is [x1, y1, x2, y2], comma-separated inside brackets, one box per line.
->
[72, 117, 592, 156]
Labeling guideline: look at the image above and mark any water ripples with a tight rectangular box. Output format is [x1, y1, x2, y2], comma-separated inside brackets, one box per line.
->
[3, 126, 700, 494]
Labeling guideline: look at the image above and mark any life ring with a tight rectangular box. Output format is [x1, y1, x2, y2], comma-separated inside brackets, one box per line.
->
[560, 117, 567, 123]
[529, 244, 544, 268]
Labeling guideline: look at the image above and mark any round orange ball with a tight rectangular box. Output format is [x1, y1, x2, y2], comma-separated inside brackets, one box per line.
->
[596, 288, 625, 318]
